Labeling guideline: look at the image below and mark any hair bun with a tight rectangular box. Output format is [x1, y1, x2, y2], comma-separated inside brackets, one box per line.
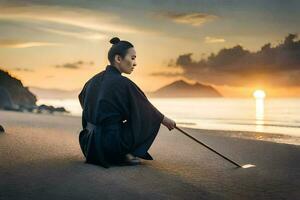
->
[110, 37, 120, 45]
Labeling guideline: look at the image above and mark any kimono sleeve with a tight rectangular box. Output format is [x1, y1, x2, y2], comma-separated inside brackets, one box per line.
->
[78, 82, 88, 128]
[124, 78, 164, 150]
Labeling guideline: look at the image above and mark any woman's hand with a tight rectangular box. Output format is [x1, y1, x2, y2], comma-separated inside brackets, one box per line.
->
[162, 116, 176, 131]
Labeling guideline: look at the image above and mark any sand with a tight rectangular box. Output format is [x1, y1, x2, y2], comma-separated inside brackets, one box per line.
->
[0, 110, 299, 200]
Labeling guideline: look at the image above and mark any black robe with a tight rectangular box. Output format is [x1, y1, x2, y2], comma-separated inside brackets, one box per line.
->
[78, 64, 164, 168]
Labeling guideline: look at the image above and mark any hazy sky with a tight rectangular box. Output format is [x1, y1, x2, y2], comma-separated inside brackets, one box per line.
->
[0, 0, 299, 97]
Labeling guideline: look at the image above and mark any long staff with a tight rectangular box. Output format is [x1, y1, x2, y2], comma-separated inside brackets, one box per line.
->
[175, 126, 256, 169]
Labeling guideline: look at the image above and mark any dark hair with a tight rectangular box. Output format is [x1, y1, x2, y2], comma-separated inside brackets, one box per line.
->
[108, 37, 134, 64]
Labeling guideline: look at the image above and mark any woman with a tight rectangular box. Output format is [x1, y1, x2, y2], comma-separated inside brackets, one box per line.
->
[78, 37, 176, 168]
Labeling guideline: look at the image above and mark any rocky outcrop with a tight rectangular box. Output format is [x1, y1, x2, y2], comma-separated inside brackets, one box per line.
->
[0, 87, 14, 109]
[0, 125, 4, 133]
[0, 69, 37, 107]
[0, 69, 69, 114]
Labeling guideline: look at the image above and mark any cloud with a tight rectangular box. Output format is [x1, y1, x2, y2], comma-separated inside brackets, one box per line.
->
[37, 27, 108, 41]
[13, 67, 35, 72]
[0, 5, 145, 34]
[45, 75, 54, 79]
[55, 60, 94, 69]
[158, 11, 218, 26]
[204, 36, 225, 43]
[0, 39, 60, 48]
[161, 34, 300, 87]
[149, 71, 183, 77]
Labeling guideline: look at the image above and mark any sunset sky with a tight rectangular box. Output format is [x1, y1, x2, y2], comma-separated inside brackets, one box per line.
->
[1, 0, 300, 97]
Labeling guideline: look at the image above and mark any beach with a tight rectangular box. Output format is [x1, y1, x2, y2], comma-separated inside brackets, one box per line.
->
[0, 110, 299, 200]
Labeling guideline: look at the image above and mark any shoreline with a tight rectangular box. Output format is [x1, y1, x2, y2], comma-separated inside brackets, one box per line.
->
[181, 126, 300, 146]
[1, 109, 299, 146]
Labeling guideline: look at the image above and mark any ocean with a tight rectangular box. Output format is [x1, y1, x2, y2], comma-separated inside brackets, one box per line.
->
[37, 98, 300, 145]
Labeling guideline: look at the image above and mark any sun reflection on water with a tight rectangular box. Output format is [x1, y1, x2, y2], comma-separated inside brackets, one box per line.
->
[253, 90, 266, 132]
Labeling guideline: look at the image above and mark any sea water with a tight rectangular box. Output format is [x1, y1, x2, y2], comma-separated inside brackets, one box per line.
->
[37, 98, 300, 145]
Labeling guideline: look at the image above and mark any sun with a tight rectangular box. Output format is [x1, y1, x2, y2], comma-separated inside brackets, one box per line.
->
[253, 90, 266, 99]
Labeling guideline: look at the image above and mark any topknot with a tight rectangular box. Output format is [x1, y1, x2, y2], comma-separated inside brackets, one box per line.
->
[110, 37, 120, 45]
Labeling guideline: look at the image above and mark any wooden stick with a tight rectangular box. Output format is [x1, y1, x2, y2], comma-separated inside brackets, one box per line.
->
[175, 126, 242, 168]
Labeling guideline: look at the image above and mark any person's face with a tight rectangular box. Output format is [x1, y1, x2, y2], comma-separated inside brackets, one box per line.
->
[115, 47, 137, 74]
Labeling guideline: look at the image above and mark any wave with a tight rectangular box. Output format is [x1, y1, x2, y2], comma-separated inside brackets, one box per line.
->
[226, 122, 300, 129]
[176, 126, 300, 146]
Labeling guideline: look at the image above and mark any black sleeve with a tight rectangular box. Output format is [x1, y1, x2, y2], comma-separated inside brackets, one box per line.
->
[127, 79, 164, 123]
[123, 78, 164, 149]
[78, 82, 88, 128]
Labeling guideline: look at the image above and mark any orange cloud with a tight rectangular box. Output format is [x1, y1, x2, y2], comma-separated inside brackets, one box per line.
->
[0, 39, 60, 48]
[204, 36, 226, 43]
[158, 12, 218, 26]
[0, 5, 142, 34]
[55, 60, 94, 70]
[37, 27, 108, 41]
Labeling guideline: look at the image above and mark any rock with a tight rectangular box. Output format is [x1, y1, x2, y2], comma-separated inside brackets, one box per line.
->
[0, 87, 14, 109]
[0, 69, 37, 107]
[0, 69, 69, 114]
[0, 125, 4, 133]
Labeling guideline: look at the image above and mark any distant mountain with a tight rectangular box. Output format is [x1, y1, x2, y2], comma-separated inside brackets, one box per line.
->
[146, 80, 222, 98]
[29, 87, 80, 99]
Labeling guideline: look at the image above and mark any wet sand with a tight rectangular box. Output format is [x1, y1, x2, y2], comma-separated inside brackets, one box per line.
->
[0, 110, 299, 199]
